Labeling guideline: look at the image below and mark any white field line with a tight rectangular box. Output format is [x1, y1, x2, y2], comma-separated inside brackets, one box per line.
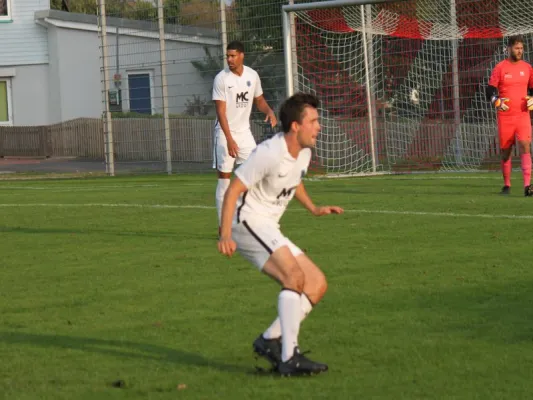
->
[0, 184, 161, 191]
[0, 203, 532, 220]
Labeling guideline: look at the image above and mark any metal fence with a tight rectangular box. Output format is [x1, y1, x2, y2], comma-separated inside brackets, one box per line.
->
[97, 0, 290, 175]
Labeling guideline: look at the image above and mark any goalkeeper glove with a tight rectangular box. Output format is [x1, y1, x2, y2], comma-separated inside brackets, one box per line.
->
[491, 96, 510, 111]
[526, 96, 533, 111]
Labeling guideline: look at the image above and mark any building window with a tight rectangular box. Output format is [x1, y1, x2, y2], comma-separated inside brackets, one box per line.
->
[0, 79, 13, 125]
[127, 72, 153, 115]
[0, 0, 11, 20]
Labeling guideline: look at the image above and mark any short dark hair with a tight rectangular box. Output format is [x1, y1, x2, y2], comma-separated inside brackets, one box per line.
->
[508, 35, 524, 47]
[227, 40, 245, 53]
[279, 93, 320, 133]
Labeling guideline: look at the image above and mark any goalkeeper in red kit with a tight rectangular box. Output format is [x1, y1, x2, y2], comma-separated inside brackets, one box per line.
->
[487, 35, 533, 196]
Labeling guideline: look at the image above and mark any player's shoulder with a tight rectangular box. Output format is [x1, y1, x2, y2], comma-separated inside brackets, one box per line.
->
[494, 59, 508, 69]
[213, 68, 231, 82]
[254, 132, 285, 161]
[243, 65, 260, 79]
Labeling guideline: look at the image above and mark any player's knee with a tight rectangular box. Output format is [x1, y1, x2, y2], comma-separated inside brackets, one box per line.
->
[310, 272, 328, 303]
[281, 264, 305, 293]
[500, 150, 511, 161]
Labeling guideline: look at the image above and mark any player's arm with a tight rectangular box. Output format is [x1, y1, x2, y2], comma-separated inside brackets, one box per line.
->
[254, 95, 277, 127]
[252, 74, 277, 127]
[214, 100, 238, 157]
[212, 75, 238, 157]
[526, 65, 533, 111]
[294, 182, 344, 216]
[487, 64, 509, 111]
[218, 146, 275, 257]
[218, 176, 247, 257]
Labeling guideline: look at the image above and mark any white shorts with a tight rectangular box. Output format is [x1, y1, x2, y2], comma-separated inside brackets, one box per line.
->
[232, 218, 303, 270]
[213, 129, 256, 173]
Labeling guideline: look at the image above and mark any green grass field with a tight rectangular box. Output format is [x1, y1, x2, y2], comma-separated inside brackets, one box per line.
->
[1, 172, 533, 399]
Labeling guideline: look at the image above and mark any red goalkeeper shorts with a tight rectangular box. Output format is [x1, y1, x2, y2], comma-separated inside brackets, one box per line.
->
[497, 115, 532, 149]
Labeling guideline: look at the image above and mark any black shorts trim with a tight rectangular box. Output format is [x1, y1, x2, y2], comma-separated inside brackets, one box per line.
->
[236, 191, 247, 223]
[242, 220, 272, 254]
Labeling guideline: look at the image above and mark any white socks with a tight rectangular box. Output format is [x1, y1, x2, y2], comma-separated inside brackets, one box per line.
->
[277, 290, 305, 362]
[263, 293, 313, 340]
[215, 178, 230, 226]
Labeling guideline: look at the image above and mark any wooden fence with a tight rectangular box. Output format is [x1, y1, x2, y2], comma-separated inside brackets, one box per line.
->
[0, 118, 268, 161]
[0, 117, 505, 168]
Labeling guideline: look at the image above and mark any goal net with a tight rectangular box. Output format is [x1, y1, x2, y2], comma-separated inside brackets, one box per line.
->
[283, 0, 533, 176]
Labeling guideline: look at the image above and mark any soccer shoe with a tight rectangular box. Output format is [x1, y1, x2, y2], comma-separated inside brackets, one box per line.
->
[253, 334, 282, 367]
[500, 185, 511, 195]
[525, 185, 533, 197]
[277, 347, 328, 377]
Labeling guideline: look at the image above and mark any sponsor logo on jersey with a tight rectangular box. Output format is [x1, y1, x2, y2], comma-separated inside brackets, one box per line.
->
[236, 91, 250, 108]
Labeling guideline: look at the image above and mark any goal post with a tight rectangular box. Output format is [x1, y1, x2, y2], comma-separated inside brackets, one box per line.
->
[281, 0, 533, 177]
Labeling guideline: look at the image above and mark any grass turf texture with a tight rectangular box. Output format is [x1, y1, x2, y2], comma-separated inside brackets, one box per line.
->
[1, 172, 533, 399]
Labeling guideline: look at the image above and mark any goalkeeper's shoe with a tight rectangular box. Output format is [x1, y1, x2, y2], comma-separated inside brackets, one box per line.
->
[276, 347, 328, 377]
[500, 185, 511, 195]
[525, 185, 533, 197]
[492, 96, 510, 112]
[253, 334, 282, 367]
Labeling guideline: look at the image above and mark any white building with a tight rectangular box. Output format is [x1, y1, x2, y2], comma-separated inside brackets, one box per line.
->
[0, 0, 221, 126]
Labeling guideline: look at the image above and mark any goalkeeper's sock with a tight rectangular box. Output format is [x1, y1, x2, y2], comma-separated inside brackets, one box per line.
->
[501, 158, 512, 187]
[521, 153, 532, 187]
[216, 178, 230, 226]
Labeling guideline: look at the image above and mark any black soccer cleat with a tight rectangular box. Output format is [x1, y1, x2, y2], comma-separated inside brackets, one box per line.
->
[253, 334, 282, 368]
[277, 347, 328, 377]
[500, 185, 511, 195]
[525, 185, 533, 197]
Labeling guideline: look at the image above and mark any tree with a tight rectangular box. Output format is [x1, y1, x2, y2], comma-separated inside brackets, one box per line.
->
[50, 0, 157, 20]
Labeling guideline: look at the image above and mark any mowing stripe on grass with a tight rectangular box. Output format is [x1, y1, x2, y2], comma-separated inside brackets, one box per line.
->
[0, 203, 533, 220]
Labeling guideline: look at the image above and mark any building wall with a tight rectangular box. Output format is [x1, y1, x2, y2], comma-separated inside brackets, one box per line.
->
[0, 0, 49, 66]
[43, 25, 219, 122]
[11, 64, 49, 125]
[47, 26, 102, 123]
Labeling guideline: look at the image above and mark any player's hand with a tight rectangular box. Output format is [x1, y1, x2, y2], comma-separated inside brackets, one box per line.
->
[265, 111, 278, 128]
[218, 236, 237, 257]
[312, 206, 344, 216]
[526, 96, 533, 111]
[492, 96, 510, 112]
[227, 138, 239, 158]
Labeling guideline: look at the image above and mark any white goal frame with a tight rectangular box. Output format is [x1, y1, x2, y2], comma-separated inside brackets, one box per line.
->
[281, 0, 466, 178]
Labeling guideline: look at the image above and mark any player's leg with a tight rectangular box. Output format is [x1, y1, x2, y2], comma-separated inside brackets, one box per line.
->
[497, 118, 515, 194]
[214, 131, 235, 233]
[232, 220, 327, 375]
[515, 116, 532, 196]
[261, 251, 326, 343]
[234, 131, 257, 169]
[261, 248, 328, 376]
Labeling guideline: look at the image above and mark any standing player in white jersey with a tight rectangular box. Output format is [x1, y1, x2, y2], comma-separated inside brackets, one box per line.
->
[212, 41, 277, 235]
[217, 93, 344, 376]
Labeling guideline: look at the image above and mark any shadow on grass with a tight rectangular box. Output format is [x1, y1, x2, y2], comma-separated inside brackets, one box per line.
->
[0, 331, 251, 374]
[367, 278, 533, 344]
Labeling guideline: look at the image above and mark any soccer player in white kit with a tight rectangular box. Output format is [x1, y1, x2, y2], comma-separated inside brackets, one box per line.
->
[217, 93, 344, 376]
[212, 41, 277, 235]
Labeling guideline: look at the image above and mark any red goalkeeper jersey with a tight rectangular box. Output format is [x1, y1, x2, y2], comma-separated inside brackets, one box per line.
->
[489, 59, 533, 117]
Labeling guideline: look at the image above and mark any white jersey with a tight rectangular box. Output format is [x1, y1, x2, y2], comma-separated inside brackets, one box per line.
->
[234, 132, 312, 224]
[212, 66, 263, 135]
